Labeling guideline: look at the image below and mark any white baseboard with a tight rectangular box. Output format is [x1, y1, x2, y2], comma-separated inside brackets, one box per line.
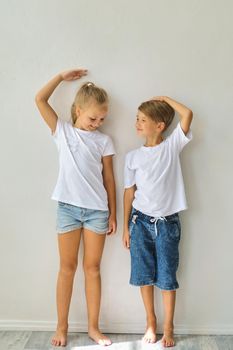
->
[0, 321, 232, 335]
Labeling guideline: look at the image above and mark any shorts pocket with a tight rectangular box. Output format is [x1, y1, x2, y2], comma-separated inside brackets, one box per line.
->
[166, 220, 181, 242]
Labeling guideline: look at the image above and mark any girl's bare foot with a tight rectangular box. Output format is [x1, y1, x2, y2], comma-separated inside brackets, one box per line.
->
[51, 327, 68, 347]
[142, 317, 157, 343]
[161, 326, 175, 347]
[88, 327, 112, 346]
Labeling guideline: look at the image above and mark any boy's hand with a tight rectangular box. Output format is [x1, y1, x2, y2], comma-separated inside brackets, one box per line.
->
[122, 230, 130, 249]
[61, 69, 88, 81]
[106, 214, 117, 235]
[152, 96, 168, 102]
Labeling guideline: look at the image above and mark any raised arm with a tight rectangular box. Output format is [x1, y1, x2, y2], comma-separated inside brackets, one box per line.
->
[153, 96, 193, 135]
[35, 69, 87, 133]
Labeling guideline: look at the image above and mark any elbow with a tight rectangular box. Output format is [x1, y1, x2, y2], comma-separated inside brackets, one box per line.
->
[188, 109, 193, 120]
[35, 94, 46, 106]
[35, 94, 41, 105]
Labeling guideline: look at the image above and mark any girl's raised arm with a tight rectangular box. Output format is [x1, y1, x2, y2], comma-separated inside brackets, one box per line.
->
[35, 69, 87, 133]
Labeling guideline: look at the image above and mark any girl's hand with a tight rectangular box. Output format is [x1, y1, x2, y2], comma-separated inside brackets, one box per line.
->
[106, 214, 117, 236]
[122, 230, 130, 249]
[61, 69, 88, 81]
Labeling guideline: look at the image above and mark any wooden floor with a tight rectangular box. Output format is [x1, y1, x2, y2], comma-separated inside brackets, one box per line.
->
[0, 331, 233, 350]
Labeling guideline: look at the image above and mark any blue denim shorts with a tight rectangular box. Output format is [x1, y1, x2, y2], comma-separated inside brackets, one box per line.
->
[129, 207, 181, 290]
[56, 202, 109, 234]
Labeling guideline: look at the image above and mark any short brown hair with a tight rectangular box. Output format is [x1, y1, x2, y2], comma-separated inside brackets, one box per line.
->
[71, 82, 108, 124]
[138, 100, 175, 131]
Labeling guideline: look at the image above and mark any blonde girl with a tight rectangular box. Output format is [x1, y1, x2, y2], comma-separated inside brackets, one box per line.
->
[35, 69, 116, 347]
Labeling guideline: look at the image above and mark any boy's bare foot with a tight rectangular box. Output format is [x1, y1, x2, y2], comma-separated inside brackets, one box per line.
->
[88, 327, 112, 346]
[51, 328, 68, 347]
[142, 318, 157, 343]
[161, 327, 175, 347]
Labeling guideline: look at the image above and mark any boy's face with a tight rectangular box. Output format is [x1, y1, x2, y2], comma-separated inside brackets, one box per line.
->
[136, 110, 165, 137]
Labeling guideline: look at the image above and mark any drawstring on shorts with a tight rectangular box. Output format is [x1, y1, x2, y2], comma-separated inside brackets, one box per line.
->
[149, 216, 167, 236]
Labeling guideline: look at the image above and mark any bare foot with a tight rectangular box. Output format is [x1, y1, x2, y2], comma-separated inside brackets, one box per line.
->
[161, 327, 175, 347]
[51, 328, 67, 347]
[142, 318, 157, 343]
[88, 328, 112, 346]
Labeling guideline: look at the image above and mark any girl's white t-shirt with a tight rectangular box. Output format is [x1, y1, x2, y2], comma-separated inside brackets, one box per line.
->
[124, 123, 192, 217]
[51, 119, 115, 210]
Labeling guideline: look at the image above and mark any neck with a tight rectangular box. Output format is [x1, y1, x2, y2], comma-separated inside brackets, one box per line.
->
[74, 120, 85, 130]
[144, 134, 163, 147]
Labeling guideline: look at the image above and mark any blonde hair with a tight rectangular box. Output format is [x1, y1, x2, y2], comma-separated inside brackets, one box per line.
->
[138, 100, 175, 131]
[71, 82, 108, 124]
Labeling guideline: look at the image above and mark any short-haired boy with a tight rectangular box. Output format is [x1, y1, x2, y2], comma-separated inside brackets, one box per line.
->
[123, 96, 193, 347]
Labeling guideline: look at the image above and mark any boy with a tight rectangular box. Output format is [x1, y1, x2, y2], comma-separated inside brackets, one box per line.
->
[123, 96, 193, 347]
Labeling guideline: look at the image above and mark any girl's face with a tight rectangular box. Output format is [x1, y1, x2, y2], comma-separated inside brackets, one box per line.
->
[136, 110, 165, 137]
[75, 103, 108, 131]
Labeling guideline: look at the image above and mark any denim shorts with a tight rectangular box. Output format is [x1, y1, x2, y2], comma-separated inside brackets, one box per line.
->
[56, 202, 109, 234]
[129, 207, 181, 290]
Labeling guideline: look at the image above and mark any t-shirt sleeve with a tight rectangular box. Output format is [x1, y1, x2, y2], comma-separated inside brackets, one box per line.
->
[167, 122, 192, 153]
[124, 153, 136, 188]
[102, 136, 116, 156]
[52, 118, 64, 143]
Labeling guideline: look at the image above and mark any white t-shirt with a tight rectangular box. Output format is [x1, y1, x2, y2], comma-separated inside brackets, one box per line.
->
[124, 123, 192, 217]
[51, 119, 115, 210]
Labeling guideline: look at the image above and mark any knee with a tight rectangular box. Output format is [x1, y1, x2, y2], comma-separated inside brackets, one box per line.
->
[83, 263, 101, 278]
[59, 260, 77, 277]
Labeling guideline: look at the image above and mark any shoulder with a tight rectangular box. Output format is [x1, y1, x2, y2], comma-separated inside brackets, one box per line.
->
[52, 118, 73, 138]
[166, 122, 192, 143]
[165, 122, 193, 152]
[125, 147, 141, 164]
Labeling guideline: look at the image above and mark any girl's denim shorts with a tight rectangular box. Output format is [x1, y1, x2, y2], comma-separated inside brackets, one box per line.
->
[56, 201, 109, 234]
[129, 207, 181, 291]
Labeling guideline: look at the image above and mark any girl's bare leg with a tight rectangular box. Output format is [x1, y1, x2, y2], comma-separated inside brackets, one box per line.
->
[51, 229, 82, 347]
[161, 290, 176, 347]
[83, 229, 111, 346]
[140, 286, 157, 343]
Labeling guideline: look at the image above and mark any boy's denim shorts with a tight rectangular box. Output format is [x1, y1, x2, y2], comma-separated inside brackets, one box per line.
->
[56, 201, 109, 234]
[129, 207, 181, 290]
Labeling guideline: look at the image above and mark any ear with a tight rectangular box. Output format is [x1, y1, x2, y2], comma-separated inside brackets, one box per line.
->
[158, 122, 166, 132]
[75, 105, 81, 117]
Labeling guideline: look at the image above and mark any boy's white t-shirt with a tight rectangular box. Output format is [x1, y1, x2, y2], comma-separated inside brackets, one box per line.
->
[124, 123, 192, 217]
[51, 119, 115, 210]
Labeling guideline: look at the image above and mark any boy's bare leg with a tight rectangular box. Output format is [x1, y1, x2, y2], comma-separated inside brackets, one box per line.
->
[140, 286, 157, 343]
[161, 290, 176, 347]
[52, 229, 82, 347]
[83, 229, 111, 346]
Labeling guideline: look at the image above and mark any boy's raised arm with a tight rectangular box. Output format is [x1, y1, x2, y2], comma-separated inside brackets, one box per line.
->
[153, 96, 193, 135]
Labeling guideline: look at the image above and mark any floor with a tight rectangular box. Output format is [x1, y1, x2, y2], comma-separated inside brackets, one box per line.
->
[0, 331, 233, 350]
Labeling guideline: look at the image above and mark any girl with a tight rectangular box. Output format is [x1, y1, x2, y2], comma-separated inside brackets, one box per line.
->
[35, 69, 117, 347]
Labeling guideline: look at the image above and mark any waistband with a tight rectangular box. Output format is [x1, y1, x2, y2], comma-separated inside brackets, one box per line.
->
[131, 207, 179, 236]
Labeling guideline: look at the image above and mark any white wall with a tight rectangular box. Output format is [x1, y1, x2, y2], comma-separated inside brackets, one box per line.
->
[0, 0, 233, 335]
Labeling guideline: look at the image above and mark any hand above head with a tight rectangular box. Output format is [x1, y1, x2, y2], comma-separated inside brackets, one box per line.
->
[61, 69, 88, 81]
[151, 96, 168, 102]
[151, 96, 193, 134]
